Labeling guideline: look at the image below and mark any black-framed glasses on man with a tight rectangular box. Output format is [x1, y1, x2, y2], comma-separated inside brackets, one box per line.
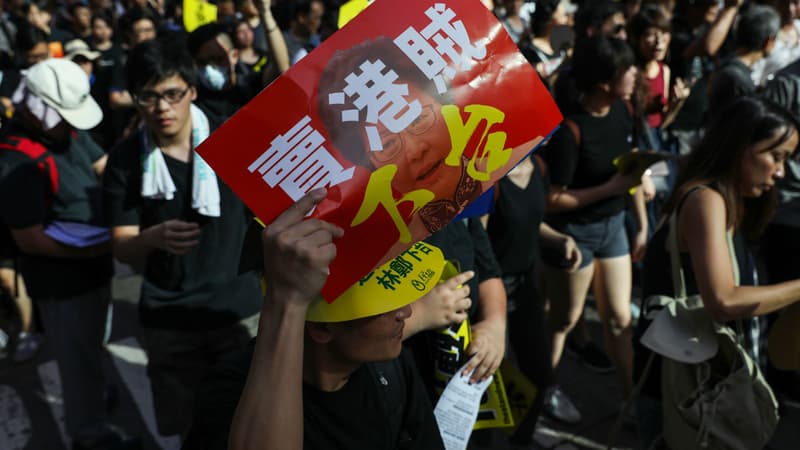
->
[134, 86, 191, 107]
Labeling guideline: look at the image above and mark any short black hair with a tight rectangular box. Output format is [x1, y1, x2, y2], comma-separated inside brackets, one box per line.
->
[68, 2, 90, 17]
[119, 7, 158, 35]
[572, 36, 635, 92]
[187, 22, 234, 56]
[126, 35, 196, 95]
[629, 4, 671, 39]
[530, 0, 561, 38]
[291, 0, 322, 19]
[574, 0, 622, 42]
[735, 4, 780, 52]
[91, 10, 114, 28]
[16, 22, 48, 53]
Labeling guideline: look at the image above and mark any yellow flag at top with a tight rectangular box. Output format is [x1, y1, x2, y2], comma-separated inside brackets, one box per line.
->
[183, 0, 218, 33]
[337, 0, 371, 29]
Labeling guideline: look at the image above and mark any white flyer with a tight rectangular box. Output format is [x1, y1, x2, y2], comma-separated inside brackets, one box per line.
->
[433, 363, 493, 450]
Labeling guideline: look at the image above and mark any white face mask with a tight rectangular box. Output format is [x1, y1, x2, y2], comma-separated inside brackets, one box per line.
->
[198, 65, 230, 91]
[12, 81, 63, 130]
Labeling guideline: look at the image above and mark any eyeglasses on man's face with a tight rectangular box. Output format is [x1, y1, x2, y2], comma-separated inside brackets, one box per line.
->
[372, 103, 438, 163]
[134, 86, 191, 107]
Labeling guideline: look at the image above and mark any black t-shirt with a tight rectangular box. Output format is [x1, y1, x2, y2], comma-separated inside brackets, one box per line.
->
[90, 43, 123, 148]
[666, 18, 735, 131]
[109, 49, 138, 140]
[552, 63, 582, 116]
[195, 80, 260, 126]
[0, 128, 112, 299]
[423, 218, 502, 317]
[0, 68, 19, 96]
[707, 58, 755, 118]
[542, 99, 633, 223]
[487, 155, 549, 276]
[183, 345, 444, 450]
[410, 218, 503, 400]
[104, 131, 262, 330]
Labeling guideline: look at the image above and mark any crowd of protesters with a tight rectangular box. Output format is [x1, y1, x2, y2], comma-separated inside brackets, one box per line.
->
[1, 0, 800, 449]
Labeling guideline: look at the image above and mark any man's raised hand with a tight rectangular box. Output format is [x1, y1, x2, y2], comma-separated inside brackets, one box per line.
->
[261, 188, 344, 305]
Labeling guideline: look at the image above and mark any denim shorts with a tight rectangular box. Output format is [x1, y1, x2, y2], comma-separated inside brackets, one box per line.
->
[542, 211, 629, 270]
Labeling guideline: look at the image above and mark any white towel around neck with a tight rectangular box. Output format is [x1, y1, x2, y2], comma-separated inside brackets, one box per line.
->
[140, 103, 220, 217]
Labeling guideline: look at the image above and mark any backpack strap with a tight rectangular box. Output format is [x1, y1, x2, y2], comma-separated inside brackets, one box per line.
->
[0, 135, 59, 200]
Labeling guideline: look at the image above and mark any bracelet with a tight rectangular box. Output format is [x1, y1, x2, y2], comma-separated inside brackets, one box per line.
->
[267, 26, 279, 33]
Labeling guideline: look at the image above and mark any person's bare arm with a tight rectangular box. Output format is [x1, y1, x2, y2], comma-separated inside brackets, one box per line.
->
[404, 271, 474, 338]
[682, 0, 741, 60]
[681, 188, 800, 322]
[11, 225, 108, 258]
[539, 222, 582, 272]
[109, 90, 134, 110]
[546, 173, 639, 212]
[92, 154, 108, 177]
[630, 187, 648, 262]
[462, 277, 506, 383]
[110, 221, 201, 269]
[258, 0, 289, 84]
[229, 189, 342, 450]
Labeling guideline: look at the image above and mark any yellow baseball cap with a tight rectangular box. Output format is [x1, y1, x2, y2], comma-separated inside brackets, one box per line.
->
[306, 241, 446, 322]
[242, 219, 448, 322]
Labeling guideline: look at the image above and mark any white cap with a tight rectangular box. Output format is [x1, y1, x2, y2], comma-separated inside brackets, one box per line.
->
[24, 58, 102, 130]
[64, 39, 101, 61]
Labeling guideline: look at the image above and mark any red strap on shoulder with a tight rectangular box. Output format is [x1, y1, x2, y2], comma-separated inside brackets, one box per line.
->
[0, 135, 59, 197]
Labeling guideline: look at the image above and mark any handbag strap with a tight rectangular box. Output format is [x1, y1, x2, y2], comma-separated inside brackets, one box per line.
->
[666, 190, 740, 300]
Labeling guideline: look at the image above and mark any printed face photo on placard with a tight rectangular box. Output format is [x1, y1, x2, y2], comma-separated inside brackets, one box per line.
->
[198, 0, 563, 302]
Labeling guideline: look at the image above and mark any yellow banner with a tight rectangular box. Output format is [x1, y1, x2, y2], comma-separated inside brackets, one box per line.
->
[474, 369, 514, 430]
[432, 262, 514, 430]
[183, 0, 218, 33]
[337, 0, 371, 29]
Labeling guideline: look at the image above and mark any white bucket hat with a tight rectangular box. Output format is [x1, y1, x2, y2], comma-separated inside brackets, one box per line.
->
[24, 58, 102, 130]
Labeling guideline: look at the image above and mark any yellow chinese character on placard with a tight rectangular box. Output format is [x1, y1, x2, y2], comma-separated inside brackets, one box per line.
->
[441, 104, 512, 182]
[351, 164, 434, 243]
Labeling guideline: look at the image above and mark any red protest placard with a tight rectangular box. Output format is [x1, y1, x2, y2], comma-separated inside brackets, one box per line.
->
[197, 0, 563, 302]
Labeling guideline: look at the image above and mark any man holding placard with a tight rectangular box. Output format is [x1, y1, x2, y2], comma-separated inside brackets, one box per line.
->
[184, 189, 453, 450]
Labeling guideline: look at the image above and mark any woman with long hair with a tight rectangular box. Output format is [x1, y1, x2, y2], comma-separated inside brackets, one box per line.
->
[233, 19, 269, 87]
[629, 4, 688, 150]
[634, 96, 800, 448]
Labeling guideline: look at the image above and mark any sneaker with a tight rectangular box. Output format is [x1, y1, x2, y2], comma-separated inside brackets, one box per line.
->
[13, 332, 42, 362]
[566, 339, 614, 373]
[542, 386, 582, 424]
